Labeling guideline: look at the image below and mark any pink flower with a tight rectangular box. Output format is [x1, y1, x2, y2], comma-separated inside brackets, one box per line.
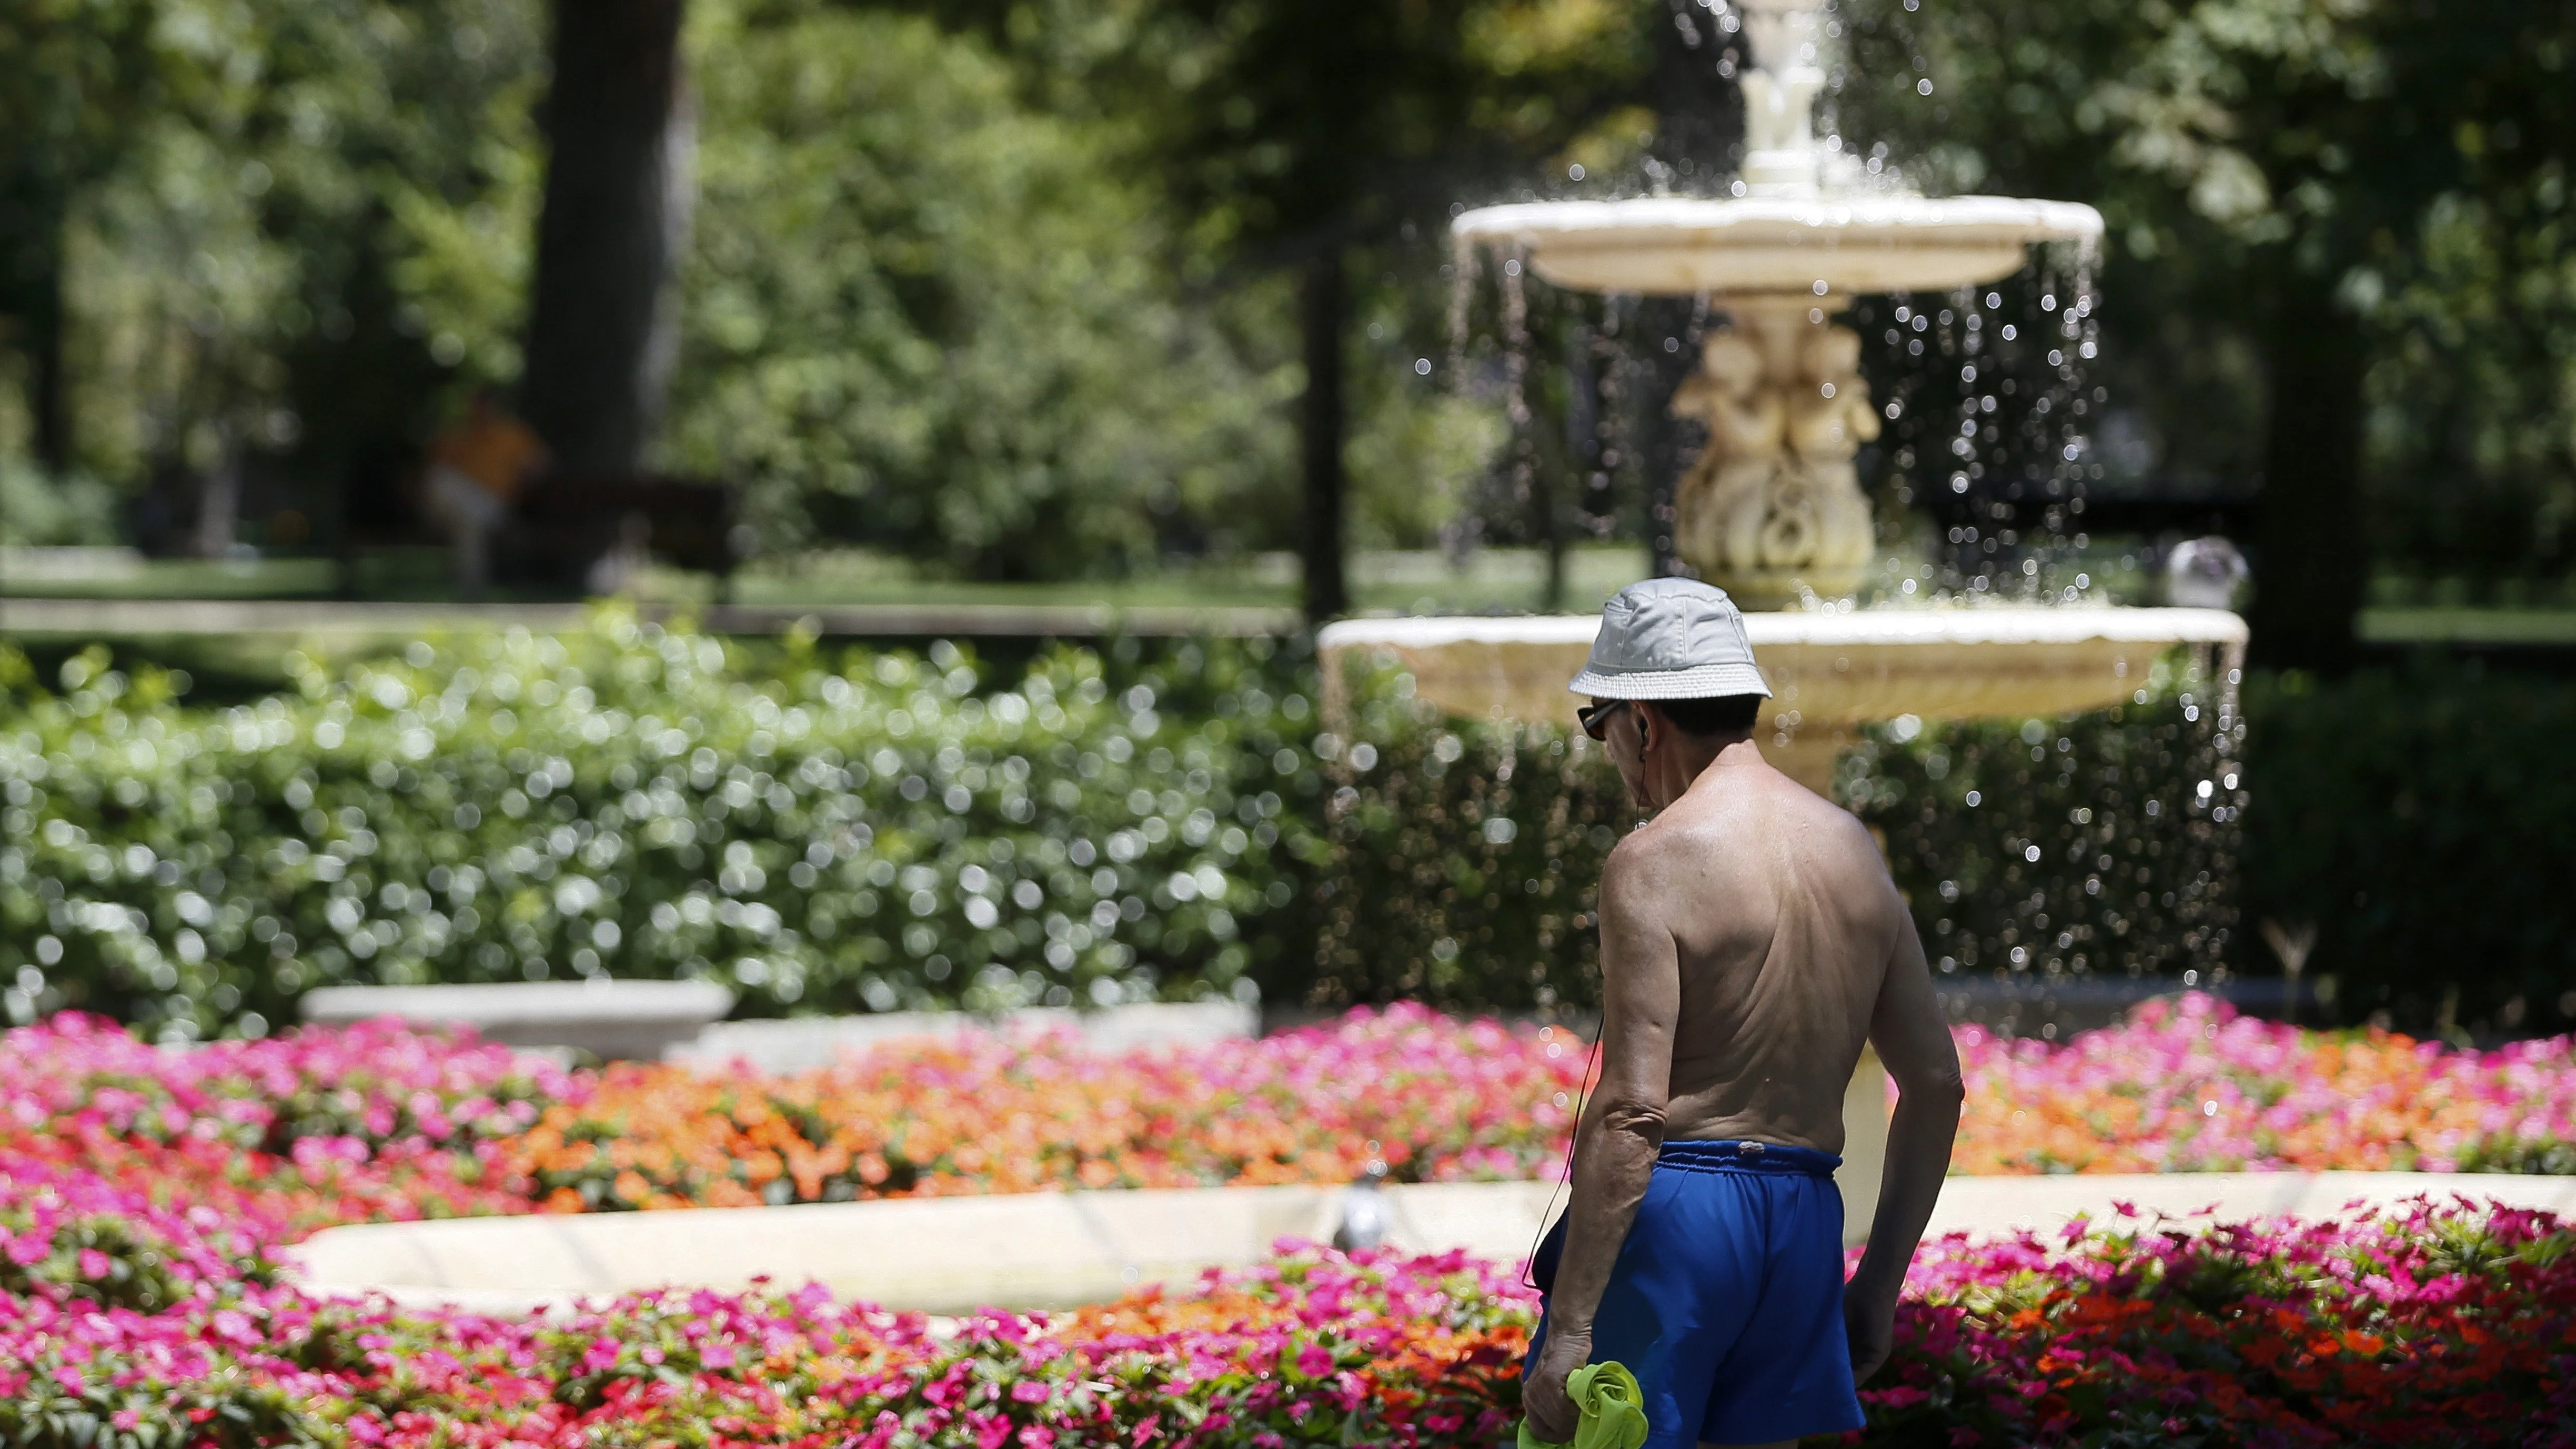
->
[1294, 1342, 1334, 1377]
[581, 1336, 621, 1374]
[77, 1249, 110, 1279]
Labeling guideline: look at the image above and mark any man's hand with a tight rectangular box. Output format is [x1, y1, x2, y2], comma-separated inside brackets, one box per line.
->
[1843, 1279, 1895, 1383]
[1523, 1324, 1593, 1444]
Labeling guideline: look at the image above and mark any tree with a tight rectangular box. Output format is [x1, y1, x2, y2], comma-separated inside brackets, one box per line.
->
[247, 0, 548, 568]
[0, 0, 208, 475]
[1840, 0, 2576, 670]
[661, 2, 1289, 577]
[0, 0, 544, 564]
[1143, 0, 1647, 620]
[517, 0, 692, 488]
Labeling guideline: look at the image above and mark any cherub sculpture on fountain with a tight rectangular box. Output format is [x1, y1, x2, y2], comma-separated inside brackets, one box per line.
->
[1668, 310, 1880, 605]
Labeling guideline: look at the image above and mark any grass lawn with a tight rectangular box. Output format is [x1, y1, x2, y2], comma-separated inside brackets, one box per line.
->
[11, 542, 2575, 653]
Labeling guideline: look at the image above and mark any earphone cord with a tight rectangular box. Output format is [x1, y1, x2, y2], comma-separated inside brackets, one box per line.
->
[1523, 1029, 1604, 1292]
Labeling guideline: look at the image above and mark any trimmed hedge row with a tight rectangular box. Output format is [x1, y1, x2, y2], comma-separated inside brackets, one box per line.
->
[1310, 653, 2571, 1039]
[1296, 671, 2235, 1019]
[6, 614, 2550, 1041]
[1845, 688, 2240, 999]
[0, 620, 1329, 1037]
[2234, 662, 2576, 1035]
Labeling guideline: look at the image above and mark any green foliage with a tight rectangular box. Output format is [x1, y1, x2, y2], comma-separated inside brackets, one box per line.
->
[1147, 0, 1647, 254]
[6, 0, 2574, 596]
[2363, 190, 2576, 585]
[0, 1211, 253, 1313]
[1291, 649, 2245, 1018]
[31, 0, 545, 489]
[0, 614, 1328, 1040]
[2235, 662, 2576, 1033]
[1847, 693, 2242, 991]
[1292, 673, 1627, 1011]
[1837, 0, 2576, 582]
[667, 1, 1293, 573]
[5, 623, 2563, 1042]
[0, 458, 119, 545]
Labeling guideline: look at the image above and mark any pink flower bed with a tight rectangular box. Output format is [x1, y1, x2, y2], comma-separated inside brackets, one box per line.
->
[1953, 993, 2576, 1174]
[0, 1011, 568, 1153]
[1, 1003, 2574, 1442]
[1871, 1197, 2576, 1444]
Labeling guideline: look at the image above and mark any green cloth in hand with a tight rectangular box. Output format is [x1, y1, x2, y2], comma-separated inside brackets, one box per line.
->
[1517, 1360, 1649, 1449]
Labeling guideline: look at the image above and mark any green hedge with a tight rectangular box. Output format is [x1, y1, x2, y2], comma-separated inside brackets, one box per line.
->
[6, 616, 2557, 1041]
[1296, 686, 1629, 1013]
[2234, 662, 2576, 1035]
[0, 618, 1329, 1038]
[1290, 666, 2239, 1023]
[1846, 690, 2240, 999]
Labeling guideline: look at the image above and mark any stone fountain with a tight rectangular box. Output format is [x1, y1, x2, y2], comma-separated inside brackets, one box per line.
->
[1322, 0, 2247, 796]
[1456, 0, 2106, 607]
[1320, 0, 2247, 1230]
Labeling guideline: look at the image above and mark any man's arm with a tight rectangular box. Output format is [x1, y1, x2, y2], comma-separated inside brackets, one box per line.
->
[1523, 840, 1678, 1439]
[1844, 905, 1964, 1381]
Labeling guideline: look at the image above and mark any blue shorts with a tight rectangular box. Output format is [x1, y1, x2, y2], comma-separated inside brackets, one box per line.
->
[1525, 1140, 1865, 1447]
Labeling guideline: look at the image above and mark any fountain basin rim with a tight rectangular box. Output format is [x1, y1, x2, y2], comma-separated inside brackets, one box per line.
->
[1455, 195, 2105, 296]
[1453, 195, 2105, 248]
[1320, 606, 2246, 656]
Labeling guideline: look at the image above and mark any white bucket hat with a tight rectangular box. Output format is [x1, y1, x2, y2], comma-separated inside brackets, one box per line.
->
[1567, 577, 1773, 700]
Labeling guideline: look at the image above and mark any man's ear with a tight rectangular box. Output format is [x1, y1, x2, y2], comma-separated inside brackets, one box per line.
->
[1633, 701, 1661, 756]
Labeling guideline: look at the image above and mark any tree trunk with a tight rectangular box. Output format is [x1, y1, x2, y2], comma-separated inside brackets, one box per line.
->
[2248, 267, 2368, 673]
[519, 0, 692, 483]
[25, 233, 71, 477]
[192, 441, 242, 560]
[1300, 247, 1350, 622]
[5, 211, 74, 476]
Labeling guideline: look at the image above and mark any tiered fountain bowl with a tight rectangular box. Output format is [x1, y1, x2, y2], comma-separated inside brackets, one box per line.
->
[1452, 193, 2106, 298]
[1325, 0, 2245, 794]
[1319, 606, 2248, 794]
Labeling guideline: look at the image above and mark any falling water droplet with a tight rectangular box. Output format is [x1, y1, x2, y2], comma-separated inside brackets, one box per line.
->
[1447, 233, 1478, 390]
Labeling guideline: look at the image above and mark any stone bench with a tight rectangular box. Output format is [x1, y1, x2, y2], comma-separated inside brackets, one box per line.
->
[300, 979, 737, 1062]
[670, 1000, 1259, 1072]
[298, 985, 1257, 1068]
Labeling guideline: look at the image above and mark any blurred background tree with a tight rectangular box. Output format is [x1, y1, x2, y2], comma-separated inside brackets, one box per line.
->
[0, 0, 2569, 619]
[0, 0, 203, 479]
[517, 0, 688, 492]
[0, 0, 544, 555]
[1131, 0, 1651, 618]
[1837, 0, 2576, 669]
[662, 0, 1294, 577]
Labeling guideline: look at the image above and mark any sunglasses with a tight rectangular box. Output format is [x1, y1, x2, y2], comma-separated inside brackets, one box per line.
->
[1577, 699, 1631, 741]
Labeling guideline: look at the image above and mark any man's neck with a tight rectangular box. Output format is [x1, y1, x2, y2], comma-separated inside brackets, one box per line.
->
[1651, 733, 1758, 808]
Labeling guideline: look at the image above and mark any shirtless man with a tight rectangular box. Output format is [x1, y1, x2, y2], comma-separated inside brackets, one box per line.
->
[1522, 577, 1965, 1449]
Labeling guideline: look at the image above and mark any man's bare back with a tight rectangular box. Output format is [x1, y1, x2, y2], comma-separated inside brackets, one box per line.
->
[1616, 748, 1908, 1156]
[1523, 579, 1963, 1449]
